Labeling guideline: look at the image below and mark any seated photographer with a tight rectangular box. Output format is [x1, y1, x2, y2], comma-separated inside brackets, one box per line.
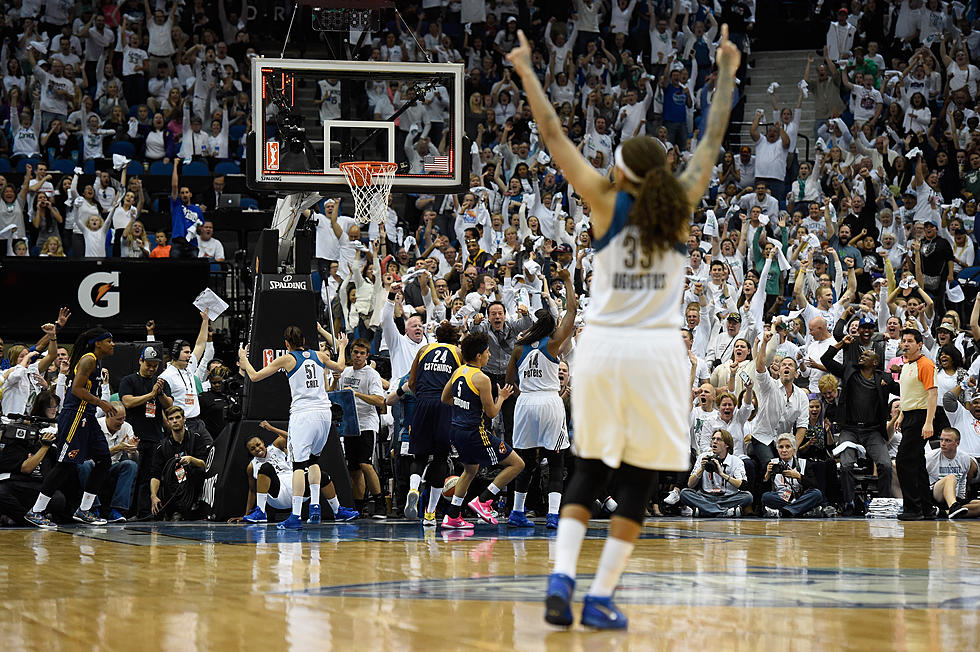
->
[0, 391, 76, 525]
[927, 427, 980, 519]
[76, 401, 138, 523]
[761, 434, 826, 518]
[149, 406, 213, 521]
[678, 429, 753, 517]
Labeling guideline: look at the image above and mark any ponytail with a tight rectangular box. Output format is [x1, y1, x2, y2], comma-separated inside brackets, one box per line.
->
[618, 136, 691, 255]
[631, 166, 690, 255]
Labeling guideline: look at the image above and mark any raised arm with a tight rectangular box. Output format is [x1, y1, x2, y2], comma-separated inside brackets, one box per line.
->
[508, 31, 615, 234]
[678, 25, 740, 208]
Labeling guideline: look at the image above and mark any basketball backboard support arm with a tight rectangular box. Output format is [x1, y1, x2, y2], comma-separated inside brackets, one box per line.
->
[272, 191, 323, 262]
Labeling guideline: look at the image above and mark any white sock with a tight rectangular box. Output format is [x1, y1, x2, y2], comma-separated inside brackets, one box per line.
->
[587, 537, 635, 598]
[548, 492, 562, 514]
[256, 493, 268, 512]
[426, 488, 442, 513]
[292, 496, 304, 517]
[513, 491, 527, 512]
[327, 496, 340, 513]
[80, 492, 96, 512]
[552, 518, 588, 579]
[409, 474, 422, 492]
[451, 495, 464, 507]
[309, 484, 320, 506]
[486, 483, 501, 496]
[32, 493, 52, 514]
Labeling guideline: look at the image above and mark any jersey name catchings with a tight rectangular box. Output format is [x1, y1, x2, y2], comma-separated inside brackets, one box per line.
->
[424, 360, 455, 374]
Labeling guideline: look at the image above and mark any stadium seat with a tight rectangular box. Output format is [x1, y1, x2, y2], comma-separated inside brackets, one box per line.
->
[83, 159, 97, 174]
[0, 159, 10, 173]
[109, 141, 137, 158]
[241, 197, 258, 210]
[181, 161, 210, 176]
[50, 159, 76, 174]
[214, 161, 241, 175]
[127, 160, 145, 176]
[149, 161, 173, 175]
[16, 158, 39, 172]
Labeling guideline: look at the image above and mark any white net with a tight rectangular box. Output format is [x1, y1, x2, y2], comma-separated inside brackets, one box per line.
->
[340, 161, 398, 225]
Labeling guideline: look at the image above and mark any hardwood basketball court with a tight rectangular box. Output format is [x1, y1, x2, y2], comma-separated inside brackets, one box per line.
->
[2, 518, 977, 650]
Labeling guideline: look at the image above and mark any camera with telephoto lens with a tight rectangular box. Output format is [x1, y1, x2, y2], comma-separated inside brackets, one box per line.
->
[772, 460, 791, 475]
[702, 453, 722, 472]
[1, 414, 54, 452]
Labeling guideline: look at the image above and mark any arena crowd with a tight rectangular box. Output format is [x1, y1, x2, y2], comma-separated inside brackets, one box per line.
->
[2, 0, 980, 525]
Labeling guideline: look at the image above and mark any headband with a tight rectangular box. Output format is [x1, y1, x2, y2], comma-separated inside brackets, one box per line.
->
[614, 145, 643, 184]
[88, 331, 113, 345]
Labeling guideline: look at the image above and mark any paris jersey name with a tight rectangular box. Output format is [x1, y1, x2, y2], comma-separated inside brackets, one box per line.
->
[517, 338, 560, 392]
[586, 191, 686, 330]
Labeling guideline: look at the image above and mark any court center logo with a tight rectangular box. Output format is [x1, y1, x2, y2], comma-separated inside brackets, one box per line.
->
[78, 271, 121, 318]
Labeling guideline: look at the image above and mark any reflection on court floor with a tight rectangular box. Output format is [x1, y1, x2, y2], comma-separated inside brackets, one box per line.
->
[289, 566, 980, 610]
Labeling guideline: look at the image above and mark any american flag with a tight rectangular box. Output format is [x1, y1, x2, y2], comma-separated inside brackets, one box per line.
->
[422, 155, 449, 173]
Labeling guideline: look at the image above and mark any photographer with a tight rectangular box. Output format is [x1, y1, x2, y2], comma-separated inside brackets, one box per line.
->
[761, 434, 826, 517]
[0, 394, 75, 525]
[149, 406, 213, 521]
[678, 430, 753, 517]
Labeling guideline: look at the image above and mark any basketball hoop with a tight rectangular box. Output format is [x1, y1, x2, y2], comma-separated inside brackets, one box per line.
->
[340, 161, 398, 225]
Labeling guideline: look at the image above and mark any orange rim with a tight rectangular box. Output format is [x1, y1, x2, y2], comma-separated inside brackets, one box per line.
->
[339, 161, 398, 186]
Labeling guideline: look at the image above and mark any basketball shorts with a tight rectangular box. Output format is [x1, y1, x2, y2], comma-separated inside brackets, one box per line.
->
[571, 325, 690, 472]
[409, 396, 453, 457]
[266, 473, 294, 510]
[55, 407, 111, 463]
[453, 423, 512, 467]
[343, 430, 376, 466]
[287, 409, 331, 464]
[513, 391, 569, 451]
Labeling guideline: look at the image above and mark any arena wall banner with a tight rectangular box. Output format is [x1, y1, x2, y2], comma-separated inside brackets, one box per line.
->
[0, 259, 210, 340]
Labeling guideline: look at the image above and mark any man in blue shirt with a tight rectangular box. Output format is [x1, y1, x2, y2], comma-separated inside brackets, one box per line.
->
[170, 157, 203, 252]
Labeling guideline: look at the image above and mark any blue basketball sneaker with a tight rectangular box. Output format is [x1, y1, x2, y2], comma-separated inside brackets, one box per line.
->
[106, 509, 127, 523]
[307, 504, 321, 524]
[546, 513, 559, 529]
[277, 514, 303, 530]
[507, 510, 534, 527]
[544, 573, 575, 626]
[581, 595, 627, 630]
[73, 508, 107, 525]
[334, 506, 359, 521]
[244, 507, 267, 523]
[24, 511, 56, 529]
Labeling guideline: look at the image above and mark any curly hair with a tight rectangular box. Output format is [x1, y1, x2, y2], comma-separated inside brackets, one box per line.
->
[620, 136, 690, 255]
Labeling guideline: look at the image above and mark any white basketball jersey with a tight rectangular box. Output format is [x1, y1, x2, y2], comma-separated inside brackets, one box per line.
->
[318, 79, 341, 121]
[286, 350, 332, 414]
[586, 192, 686, 330]
[252, 444, 292, 478]
[517, 339, 560, 392]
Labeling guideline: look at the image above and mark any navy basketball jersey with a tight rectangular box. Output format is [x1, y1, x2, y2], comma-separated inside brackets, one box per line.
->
[449, 365, 487, 433]
[415, 343, 461, 400]
[588, 191, 686, 329]
[63, 352, 102, 416]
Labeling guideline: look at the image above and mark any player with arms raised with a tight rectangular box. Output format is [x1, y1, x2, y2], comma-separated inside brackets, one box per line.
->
[508, 25, 740, 629]
[238, 327, 347, 530]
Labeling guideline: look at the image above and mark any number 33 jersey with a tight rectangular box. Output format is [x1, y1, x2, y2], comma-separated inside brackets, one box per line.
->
[287, 350, 333, 414]
[586, 191, 686, 330]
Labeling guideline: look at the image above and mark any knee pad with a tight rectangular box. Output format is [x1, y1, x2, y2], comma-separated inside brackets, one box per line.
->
[257, 463, 277, 479]
[293, 458, 312, 471]
[308, 453, 320, 466]
[563, 458, 615, 508]
[544, 452, 566, 493]
[423, 458, 448, 485]
[611, 464, 659, 524]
